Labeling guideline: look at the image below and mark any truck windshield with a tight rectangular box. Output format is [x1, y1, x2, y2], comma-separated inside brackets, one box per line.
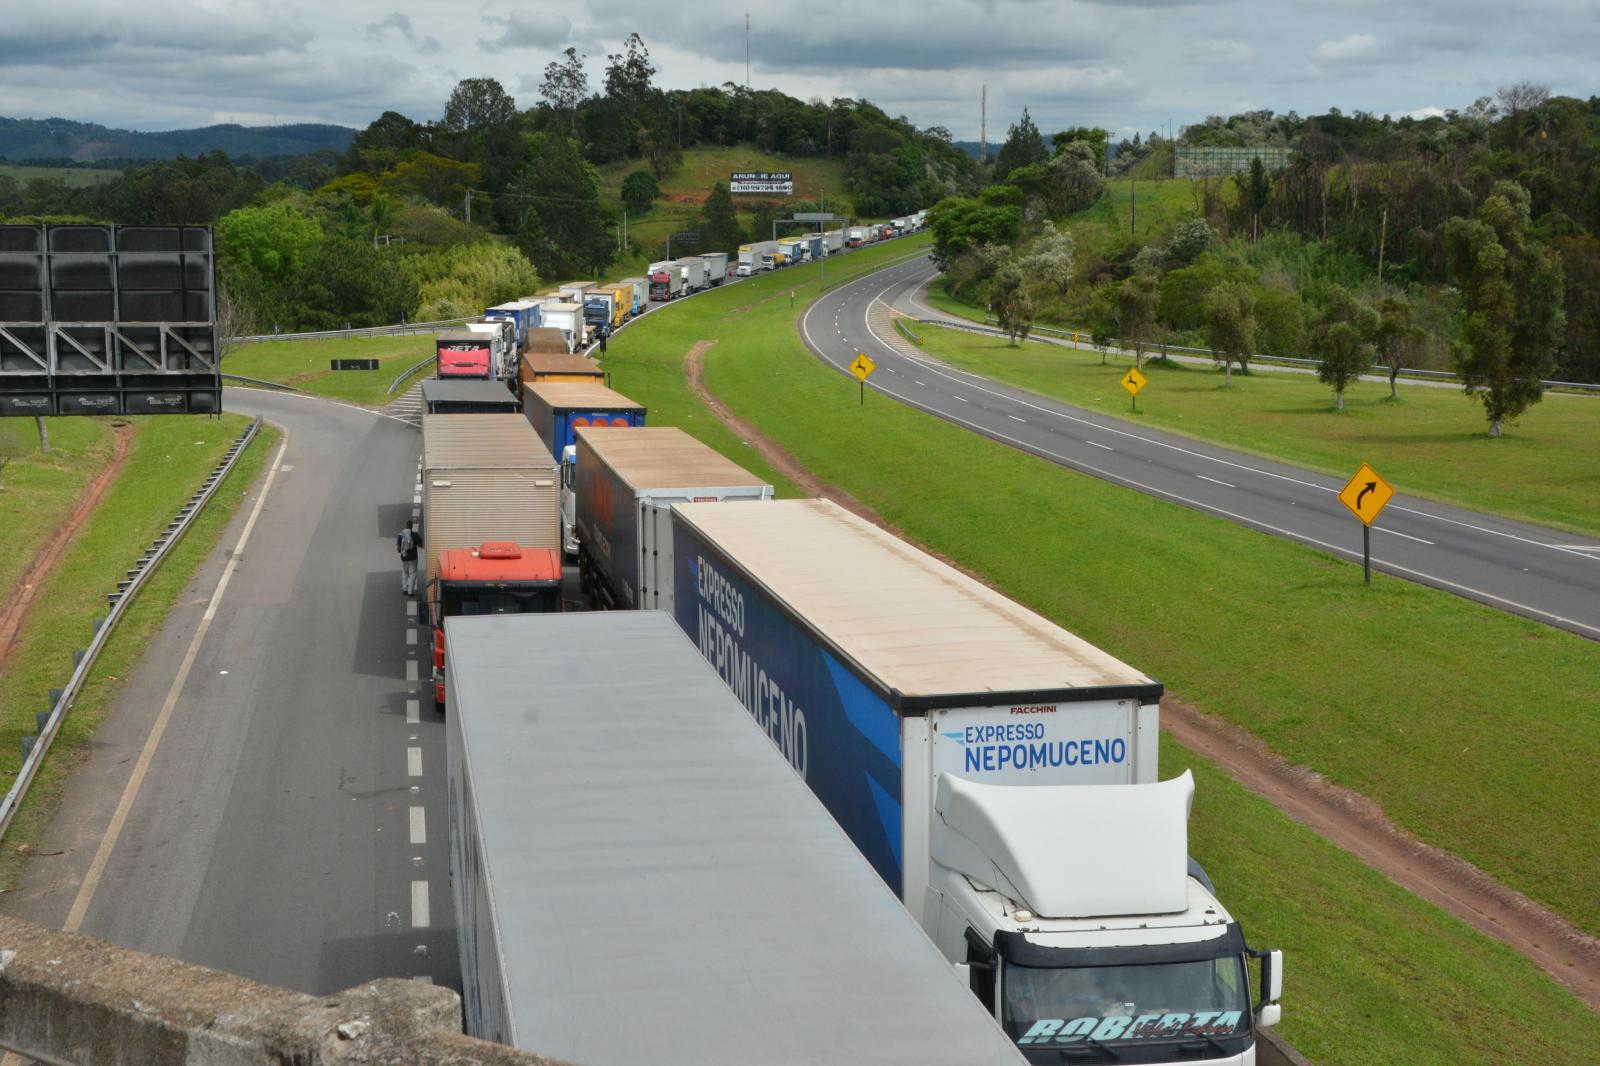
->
[442, 587, 560, 617]
[1002, 956, 1250, 1050]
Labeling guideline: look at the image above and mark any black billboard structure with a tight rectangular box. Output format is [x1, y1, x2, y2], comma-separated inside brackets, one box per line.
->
[0, 225, 221, 417]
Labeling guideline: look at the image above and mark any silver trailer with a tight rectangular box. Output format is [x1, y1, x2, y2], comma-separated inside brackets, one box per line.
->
[445, 611, 1025, 1066]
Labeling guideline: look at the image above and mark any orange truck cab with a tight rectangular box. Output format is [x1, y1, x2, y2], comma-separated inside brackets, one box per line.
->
[428, 541, 562, 711]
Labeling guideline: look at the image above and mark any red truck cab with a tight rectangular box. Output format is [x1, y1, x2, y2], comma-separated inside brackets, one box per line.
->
[435, 330, 494, 380]
[428, 541, 562, 711]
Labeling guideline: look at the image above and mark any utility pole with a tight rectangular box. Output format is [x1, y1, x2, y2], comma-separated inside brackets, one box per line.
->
[464, 189, 471, 224]
[1377, 207, 1388, 287]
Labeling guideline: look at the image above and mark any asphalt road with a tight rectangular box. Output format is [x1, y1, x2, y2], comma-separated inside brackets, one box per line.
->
[802, 255, 1600, 639]
[3, 388, 455, 996]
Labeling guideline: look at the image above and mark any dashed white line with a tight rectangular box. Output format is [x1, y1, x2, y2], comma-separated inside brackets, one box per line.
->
[404, 659, 418, 682]
[405, 698, 419, 724]
[953, 395, 968, 402]
[405, 627, 418, 646]
[1196, 474, 1236, 488]
[1008, 414, 1027, 423]
[411, 880, 430, 928]
[1377, 527, 1436, 546]
[407, 747, 422, 777]
[409, 806, 427, 845]
[1086, 441, 1114, 451]
[405, 600, 417, 619]
[915, 380, 928, 387]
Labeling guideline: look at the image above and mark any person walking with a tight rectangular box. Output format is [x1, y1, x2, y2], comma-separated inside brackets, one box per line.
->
[397, 519, 422, 595]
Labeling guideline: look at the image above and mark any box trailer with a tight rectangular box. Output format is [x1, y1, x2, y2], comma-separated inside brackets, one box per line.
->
[536, 302, 583, 350]
[648, 264, 683, 301]
[484, 300, 540, 352]
[520, 350, 606, 389]
[698, 251, 729, 285]
[736, 245, 759, 276]
[676, 256, 709, 292]
[558, 282, 594, 304]
[618, 276, 649, 311]
[823, 229, 845, 254]
[574, 426, 771, 610]
[444, 610, 1027, 1065]
[524, 382, 647, 554]
[845, 226, 868, 248]
[668, 498, 1282, 1062]
[420, 378, 520, 415]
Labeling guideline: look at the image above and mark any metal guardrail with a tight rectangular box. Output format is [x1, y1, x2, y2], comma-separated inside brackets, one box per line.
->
[924, 315, 1600, 393]
[387, 355, 437, 395]
[220, 372, 299, 392]
[0, 417, 263, 842]
[227, 317, 472, 344]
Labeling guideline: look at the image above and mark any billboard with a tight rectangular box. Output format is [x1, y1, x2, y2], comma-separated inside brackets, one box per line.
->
[730, 171, 793, 195]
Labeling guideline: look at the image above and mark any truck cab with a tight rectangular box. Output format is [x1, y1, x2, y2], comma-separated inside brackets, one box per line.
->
[427, 542, 562, 712]
[435, 331, 494, 380]
[925, 772, 1282, 1064]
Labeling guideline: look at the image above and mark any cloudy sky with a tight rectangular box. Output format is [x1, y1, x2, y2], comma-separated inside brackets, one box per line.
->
[3, 0, 1598, 140]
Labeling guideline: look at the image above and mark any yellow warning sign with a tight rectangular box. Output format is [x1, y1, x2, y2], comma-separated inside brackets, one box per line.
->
[850, 352, 876, 382]
[1338, 463, 1395, 526]
[1120, 367, 1148, 397]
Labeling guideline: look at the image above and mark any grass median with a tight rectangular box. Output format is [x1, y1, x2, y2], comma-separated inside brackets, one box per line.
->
[223, 334, 436, 405]
[0, 418, 115, 606]
[602, 250, 1600, 1063]
[0, 415, 271, 885]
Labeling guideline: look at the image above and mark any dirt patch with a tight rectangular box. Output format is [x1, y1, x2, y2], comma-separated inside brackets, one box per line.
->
[0, 421, 134, 676]
[687, 336, 1600, 1010]
[1164, 696, 1600, 1008]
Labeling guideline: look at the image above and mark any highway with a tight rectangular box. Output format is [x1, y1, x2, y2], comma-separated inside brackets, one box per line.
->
[801, 254, 1600, 639]
[2, 388, 455, 996]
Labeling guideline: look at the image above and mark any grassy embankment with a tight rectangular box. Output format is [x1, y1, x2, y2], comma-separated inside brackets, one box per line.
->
[904, 323, 1600, 537]
[0, 419, 115, 607]
[222, 334, 436, 406]
[0, 164, 121, 189]
[598, 238, 1600, 1063]
[0, 415, 275, 885]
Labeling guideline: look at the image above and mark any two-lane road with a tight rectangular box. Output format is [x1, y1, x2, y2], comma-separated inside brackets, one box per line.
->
[802, 255, 1600, 639]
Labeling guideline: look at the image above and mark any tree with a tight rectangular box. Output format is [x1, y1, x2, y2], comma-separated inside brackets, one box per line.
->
[696, 181, 743, 254]
[1203, 282, 1255, 385]
[1022, 221, 1074, 295]
[621, 170, 658, 214]
[1116, 272, 1159, 368]
[1165, 217, 1216, 267]
[294, 237, 419, 330]
[1239, 155, 1272, 242]
[991, 258, 1034, 346]
[927, 196, 1021, 268]
[604, 33, 656, 113]
[384, 152, 480, 207]
[1444, 181, 1565, 436]
[509, 133, 614, 277]
[1254, 288, 1304, 357]
[1373, 296, 1425, 399]
[541, 47, 589, 132]
[1312, 287, 1378, 410]
[1051, 127, 1108, 170]
[993, 108, 1048, 183]
[442, 78, 518, 135]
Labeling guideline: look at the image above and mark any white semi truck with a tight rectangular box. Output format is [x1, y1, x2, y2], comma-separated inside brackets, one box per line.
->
[445, 610, 1027, 1065]
[668, 498, 1283, 1065]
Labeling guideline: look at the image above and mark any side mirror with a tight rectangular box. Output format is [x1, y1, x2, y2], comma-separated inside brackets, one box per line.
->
[952, 962, 971, 986]
[1266, 949, 1284, 1003]
[1257, 1003, 1281, 1028]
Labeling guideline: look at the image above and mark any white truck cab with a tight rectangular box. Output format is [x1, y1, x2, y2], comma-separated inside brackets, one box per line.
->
[559, 444, 578, 556]
[927, 772, 1283, 1064]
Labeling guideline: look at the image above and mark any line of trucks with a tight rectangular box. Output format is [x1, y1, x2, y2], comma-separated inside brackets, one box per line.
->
[420, 415, 1284, 1064]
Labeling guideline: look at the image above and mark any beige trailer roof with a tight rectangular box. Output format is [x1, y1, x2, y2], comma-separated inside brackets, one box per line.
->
[671, 498, 1155, 699]
[578, 427, 768, 491]
[523, 351, 603, 375]
[422, 412, 557, 470]
[525, 381, 644, 410]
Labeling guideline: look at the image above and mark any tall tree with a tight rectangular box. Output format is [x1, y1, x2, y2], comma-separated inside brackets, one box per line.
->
[1116, 272, 1159, 368]
[509, 133, 613, 277]
[993, 108, 1048, 183]
[1312, 287, 1378, 410]
[697, 181, 743, 254]
[1022, 221, 1074, 295]
[1203, 282, 1255, 385]
[604, 33, 657, 114]
[541, 47, 589, 133]
[991, 257, 1034, 346]
[621, 170, 658, 214]
[1444, 181, 1565, 436]
[442, 78, 518, 135]
[1373, 296, 1425, 399]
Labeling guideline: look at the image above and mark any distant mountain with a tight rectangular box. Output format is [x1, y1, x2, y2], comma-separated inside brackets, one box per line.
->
[0, 117, 356, 162]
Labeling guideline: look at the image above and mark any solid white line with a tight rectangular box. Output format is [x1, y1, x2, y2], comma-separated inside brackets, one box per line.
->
[405, 659, 418, 682]
[1196, 474, 1236, 488]
[1087, 440, 1114, 451]
[411, 880, 430, 928]
[63, 433, 288, 934]
[409, 806, 426, 845]
[408, 747, 422, 776]
[406, 698, 419, 724]
[1377, 527, 1436, 546]
[405, 628, 417, 646]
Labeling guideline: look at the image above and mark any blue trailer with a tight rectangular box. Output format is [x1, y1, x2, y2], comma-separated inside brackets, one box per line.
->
[485, 299, 541, 352]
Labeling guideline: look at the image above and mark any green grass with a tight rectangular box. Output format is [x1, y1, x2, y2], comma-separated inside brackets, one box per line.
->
[0, 418, 275, 887]
[1067, 176, 1207, 256]
[909, 322, 1600, 537]
[0, 164, 121, 189]
[0, 418, 115, 608]
[223, 334, 436, 405]
[599, 243, 1600, 1061]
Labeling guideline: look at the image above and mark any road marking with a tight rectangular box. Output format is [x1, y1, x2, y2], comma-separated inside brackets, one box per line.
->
[1087, 441, 1113, 451]
[411, 880, 430, 928]
[885, 367, 896, 373]
[412, 507, 419, 519]
[62, 433, 289, 935]
[406, 698, 419, 724]
[408, 747, 423, 776]
[1377, 527, 1436, 546]
[915, 380, 928, 386]
[406, 600, 417, 619]
[410, 806, 426, 845]
[279, 464, 294, 472]
[1008, 414, 1027, 423]
[1196, 475, 1236, 488]
[405, 659, 418, 682]
[953, 395, 968, 402]
[405, 627, 417, 646]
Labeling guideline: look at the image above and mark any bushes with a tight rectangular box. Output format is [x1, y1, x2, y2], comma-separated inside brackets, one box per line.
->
[403, 243, 541, 321]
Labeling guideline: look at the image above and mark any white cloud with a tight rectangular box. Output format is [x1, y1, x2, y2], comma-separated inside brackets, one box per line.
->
[1184, 39, 1255, 66]
[479, 9, 573, 53]
[1313, 33, 1380, 63]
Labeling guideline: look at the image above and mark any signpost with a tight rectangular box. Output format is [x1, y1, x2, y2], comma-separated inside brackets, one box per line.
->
[1337, 462, 1395, 585]
[730, 171, 794, 195]
[1120, 367, 1148, 412]
[850, 352, 876, 406]
[671, 231, 701, 246]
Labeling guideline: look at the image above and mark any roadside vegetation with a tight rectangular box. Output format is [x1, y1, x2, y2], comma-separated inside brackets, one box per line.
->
[0, 415, 270, 887]
[598, 239, 1600, 1062]
[907, 323, 1600, 535]
[0, 419, 115, 604]
[223, 334, 435, 406]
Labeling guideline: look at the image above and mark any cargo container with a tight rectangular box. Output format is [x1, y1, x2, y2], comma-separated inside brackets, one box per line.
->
[484, 300, 541, 352]
[524, 327, 571, 356]
[464, 319, 516, 379]
[523, 382, 647, 555]
[648, 264, 683, 301]
[618, 276, 649, 311]
[559, 282, 595, 305]
[574, 426, 771, 610]
[669, 498, 1282, 1063]
[445, 610, 1027, 1065]
[798, 234, 824, 260]
[536, 302, 583, 350]
[737, 241, 777, 276]
[676, 256, 709, 293]
[823, 229, 845, 255]
[420, 413, 562, 711]
[434, 330, 494, 380]
[698, 251, 729, 285]
[604, 283, 635, 321]
[845, 226, 869, 248]
[519, 350, 606, 386]
[777, 239, 804, 263]
[420, 378, 521, 415]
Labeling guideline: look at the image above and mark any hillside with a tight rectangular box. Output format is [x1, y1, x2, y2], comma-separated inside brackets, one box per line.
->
[0, 117, 354, 162]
